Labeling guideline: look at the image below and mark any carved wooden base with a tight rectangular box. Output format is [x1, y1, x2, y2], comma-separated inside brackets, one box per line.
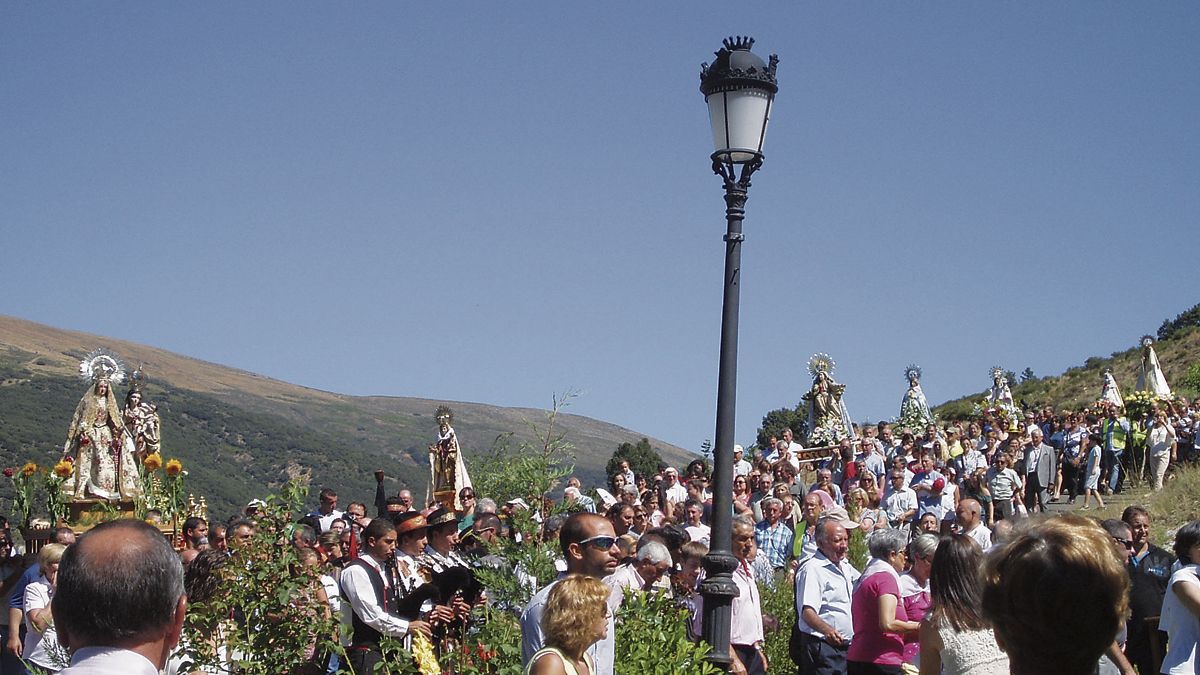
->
[433, 489, 456, 511]
[67, 498, 137, 529]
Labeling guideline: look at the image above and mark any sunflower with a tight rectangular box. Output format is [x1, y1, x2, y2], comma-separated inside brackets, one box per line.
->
[20, 462, 38, 478]
[53, 460, 74, 479]
[143, 452, 163, 472]
[165, 459, 183, 477]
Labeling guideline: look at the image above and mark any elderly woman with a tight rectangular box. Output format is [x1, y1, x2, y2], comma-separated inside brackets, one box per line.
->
[23, 543, 66, 673]
[981, 515, 1129, 675]
[918, 534, 1008, 675]
[899, 533, 939, 664]
[848, 529, 921, 674]
[527, 574, 610, 675]
[1160, 520, 1200, 675]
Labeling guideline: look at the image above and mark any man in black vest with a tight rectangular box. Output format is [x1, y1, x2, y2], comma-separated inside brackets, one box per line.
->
[340, 517, 431, 674]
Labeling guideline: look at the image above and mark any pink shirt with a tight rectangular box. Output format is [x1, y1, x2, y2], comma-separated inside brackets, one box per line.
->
[848, 571, 908, 666]
[730, 560, 764, 647]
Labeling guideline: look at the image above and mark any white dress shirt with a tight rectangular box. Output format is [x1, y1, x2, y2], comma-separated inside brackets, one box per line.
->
[795, 551, 860, 639]
[59, 647, 159, 675]
[339, 553, 412, 638]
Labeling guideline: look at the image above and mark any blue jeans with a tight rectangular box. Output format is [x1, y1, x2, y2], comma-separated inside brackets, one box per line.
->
[1106, 450, 1124, 492]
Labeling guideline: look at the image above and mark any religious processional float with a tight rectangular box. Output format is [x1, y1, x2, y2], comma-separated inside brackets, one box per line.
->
[6, 349, 205, 548]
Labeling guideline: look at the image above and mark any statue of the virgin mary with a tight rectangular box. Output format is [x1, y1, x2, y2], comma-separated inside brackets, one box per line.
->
[802, 353, 857, 446]
[1136, 336, 1172, 398]
[1099, 369, 1124, 409]
[62, 350, 141, 501]
[898, 365, 934, 430]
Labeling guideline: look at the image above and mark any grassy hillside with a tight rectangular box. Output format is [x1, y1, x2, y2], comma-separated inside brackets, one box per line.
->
[0, 316, 696, 520]
[934, 327, 1200, 418]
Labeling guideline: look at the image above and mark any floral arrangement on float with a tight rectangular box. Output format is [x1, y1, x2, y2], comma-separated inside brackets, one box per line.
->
[138, 451, 187, 522]
[5, 462, 39, 529]
[970, 399, 1022, 427]
[1124, 390, 1167, 421]
[4, 458, 77, 528]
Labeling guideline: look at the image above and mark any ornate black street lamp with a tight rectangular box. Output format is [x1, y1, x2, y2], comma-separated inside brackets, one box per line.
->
[697, 36, 778, 671]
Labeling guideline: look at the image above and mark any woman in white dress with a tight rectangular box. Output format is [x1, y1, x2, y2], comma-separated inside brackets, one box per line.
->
[918, 535, 1008, 675]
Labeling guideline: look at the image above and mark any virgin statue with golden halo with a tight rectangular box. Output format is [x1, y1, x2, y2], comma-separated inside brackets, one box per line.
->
[62, 350, 141, 501]
[427, 406, 472, 511]
[802, 353, 856, 446]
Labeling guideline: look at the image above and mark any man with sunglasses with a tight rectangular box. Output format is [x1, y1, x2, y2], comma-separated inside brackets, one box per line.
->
[521, 513, 620, 675]
[1098, 519, 1138, 675]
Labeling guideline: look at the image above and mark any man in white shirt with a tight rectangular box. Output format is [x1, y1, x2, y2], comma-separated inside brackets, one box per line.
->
[791, 518, 860, 675]
[521, 513, 620, 675]
[734, 445, 753, 477]
[340, 518, 432, 674]
[883, 471, 918, 528]
[308, 488, 345, 533]
[856, 439, 887, 483]
[603, 541, 671, 611]
[954, 498, 992, 550]
[662, 467, 688, 507]
[52, 520, 186, 675]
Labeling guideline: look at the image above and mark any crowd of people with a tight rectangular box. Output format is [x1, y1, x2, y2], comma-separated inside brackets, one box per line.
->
[1, 397, 1199, 674]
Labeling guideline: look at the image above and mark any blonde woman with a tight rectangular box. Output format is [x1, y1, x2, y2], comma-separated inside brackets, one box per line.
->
[528, 574, 610, 675]
[23, 543, 66, 673]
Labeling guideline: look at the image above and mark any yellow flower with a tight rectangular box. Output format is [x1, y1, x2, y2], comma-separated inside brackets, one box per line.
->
[53, 460, 73, 478]
[20, 462, 38, 478]
[143, 452, 163, 472]
[165, 459, 183, 477]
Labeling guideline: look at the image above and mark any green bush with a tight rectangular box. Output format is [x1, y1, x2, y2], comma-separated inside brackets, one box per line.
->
[615, 590, 720, 675]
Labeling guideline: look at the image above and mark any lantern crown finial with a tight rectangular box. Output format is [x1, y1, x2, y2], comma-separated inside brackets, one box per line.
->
[700, 36, 779, 96]
[722, 36, 755, 52]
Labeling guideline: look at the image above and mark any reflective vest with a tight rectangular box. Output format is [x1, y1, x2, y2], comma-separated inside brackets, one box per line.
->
[1103, 418, 1128, 451]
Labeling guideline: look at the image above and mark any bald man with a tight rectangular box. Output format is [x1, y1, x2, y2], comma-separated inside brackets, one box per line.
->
[955, 498, 991, 549]
[53, 520, 186, 674]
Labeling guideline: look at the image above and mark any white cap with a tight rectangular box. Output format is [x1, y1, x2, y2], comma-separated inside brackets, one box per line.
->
[733, 444, 744, 454]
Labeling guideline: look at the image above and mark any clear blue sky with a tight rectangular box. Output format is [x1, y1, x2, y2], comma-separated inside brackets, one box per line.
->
[3, 4, 1197, 454]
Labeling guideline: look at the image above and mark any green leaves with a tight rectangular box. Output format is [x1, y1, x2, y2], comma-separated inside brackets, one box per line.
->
[614, 590, 721, 675]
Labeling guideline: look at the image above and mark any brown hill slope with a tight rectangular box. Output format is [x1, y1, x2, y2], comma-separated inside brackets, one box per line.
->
[0, 315, 696, 518]
[933, 328, 1200, 417]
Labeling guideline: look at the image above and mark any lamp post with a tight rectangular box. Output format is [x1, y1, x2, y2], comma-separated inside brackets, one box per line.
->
[697, 36, 778, 671]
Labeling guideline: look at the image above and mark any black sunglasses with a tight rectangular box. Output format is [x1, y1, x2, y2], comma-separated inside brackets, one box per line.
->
[578, 535, 617, 550]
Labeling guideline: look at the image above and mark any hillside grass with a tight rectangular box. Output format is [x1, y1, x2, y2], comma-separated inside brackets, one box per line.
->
[1077, 462, 1200, 544]
[934, 327, 1200, 417]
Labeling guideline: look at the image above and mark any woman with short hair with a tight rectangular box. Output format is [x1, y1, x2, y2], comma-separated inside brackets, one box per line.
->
[848, 529, 920, 674]
[527, 574, 610, 675]
[23, 543, 67, 673]
[899, 534, 939, 664]
[981, 515, 1128, 675]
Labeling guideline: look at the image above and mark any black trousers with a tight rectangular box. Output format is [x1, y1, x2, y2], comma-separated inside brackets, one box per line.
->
[345, 646, 382, 675]
[847, 661, 902, 675]
[790, 629, 849, 675]
[732, 643, 767, 675]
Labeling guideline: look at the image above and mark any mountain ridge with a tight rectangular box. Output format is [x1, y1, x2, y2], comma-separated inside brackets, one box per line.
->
[0, 314, 697, 519]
